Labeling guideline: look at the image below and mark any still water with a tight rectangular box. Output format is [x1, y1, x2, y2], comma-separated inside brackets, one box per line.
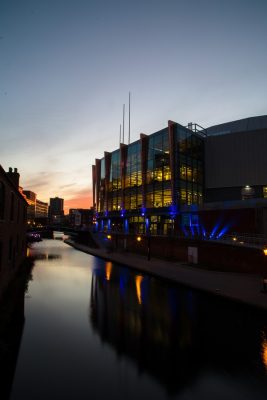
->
[9, 239, 267, 400]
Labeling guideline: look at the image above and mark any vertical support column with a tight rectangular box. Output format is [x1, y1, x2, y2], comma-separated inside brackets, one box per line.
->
[140, 134, 148, 211]
[104, 152, 111, 212]
[92, 164, 96, 211]
[95, 159, 101, 213]
[120, 143, 128, 211]
[168, 121, 178, 208]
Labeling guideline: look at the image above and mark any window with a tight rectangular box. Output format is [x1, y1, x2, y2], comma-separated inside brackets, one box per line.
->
[10, 192, 14, 221]
[263, 187, 267, 199]
[0, 181, 5, 220]
[0, 241, 2, 271]
[17, 199, 20, 223]
[9, 237, 13, 262]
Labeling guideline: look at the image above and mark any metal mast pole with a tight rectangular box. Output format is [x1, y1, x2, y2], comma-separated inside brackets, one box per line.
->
[128, 92, 131, 144]
[122, 104, 125, 144]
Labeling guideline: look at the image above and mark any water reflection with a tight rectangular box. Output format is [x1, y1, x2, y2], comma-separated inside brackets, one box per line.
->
[262, 334, 267, 371]
[30, 253, 62, 261]
[8, 241, 267, 400]
[90, 260, 267, 397]
[0, 260, 33, 400]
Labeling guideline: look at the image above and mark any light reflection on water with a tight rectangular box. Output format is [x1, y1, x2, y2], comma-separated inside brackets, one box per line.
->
[9, 239, 267, 400]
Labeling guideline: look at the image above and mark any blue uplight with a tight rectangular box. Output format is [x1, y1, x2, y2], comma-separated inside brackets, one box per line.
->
[201, 225, 206, 238]
[209, 219, 222, 239]
[216, 221, 235, 239]
[124, 218, 129, 233]
[182, 226, 188, 237]
[169, 205, 178, 218]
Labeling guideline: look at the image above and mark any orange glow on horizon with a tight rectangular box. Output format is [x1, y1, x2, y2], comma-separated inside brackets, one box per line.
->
[64, 194, 93, 214]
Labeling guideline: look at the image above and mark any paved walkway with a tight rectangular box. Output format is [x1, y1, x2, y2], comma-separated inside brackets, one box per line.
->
[65, 239, 267, 311]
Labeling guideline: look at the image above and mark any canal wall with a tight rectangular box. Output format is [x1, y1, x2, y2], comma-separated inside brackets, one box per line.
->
[91, 233, 266, 274]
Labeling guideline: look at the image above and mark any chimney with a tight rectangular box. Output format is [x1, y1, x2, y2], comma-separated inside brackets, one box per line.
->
[7, 167, 20, 188]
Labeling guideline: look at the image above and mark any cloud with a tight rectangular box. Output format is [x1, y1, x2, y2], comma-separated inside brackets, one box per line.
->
[59, 182, 77, 189]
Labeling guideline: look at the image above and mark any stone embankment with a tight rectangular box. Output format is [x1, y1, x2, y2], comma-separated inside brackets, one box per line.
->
[65, 238, 267, 311]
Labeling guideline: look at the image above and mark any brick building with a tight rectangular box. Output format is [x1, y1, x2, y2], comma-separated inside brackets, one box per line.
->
[0, 166, 28, 299]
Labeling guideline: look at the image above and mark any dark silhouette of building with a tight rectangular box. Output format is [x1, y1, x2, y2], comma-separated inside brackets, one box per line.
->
[49, 197, 64, 224]
[0, 166, 27, 300]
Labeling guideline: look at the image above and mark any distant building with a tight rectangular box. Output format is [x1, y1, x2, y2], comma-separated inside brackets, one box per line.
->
[0, 166, 28, 300]
[23, 190, 36, 219]
[23, 190, 48, 221]
[36, 199, 49, 219]
[49, 197, 64, 224]
[69, 208, 93, 229]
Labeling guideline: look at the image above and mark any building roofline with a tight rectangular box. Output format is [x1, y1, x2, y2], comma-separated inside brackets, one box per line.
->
[0, 164, 28, 204]
[205, 115, 267, 136]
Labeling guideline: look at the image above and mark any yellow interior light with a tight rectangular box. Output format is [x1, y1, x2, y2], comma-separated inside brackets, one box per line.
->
[263, 248, 267, 256]
[107, 234, 112, 240]
[136, 236, 142, 242]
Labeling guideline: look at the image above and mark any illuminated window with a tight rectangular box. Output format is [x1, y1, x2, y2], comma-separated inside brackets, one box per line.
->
[154, 190, 163, 207]
[163, 190, 172, 206]
[180, 165, 186, 180]
[187, 190, 192, 205]
[187, 166, 192, 181]
[193, 168, 198, 182]
[146, 192, 153, 208]
[263, 187, 267, 199]
[163, 166, 171, 181]
[181, 189, 187, 205]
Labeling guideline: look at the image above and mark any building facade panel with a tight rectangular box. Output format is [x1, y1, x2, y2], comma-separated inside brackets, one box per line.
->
[205, 129, 267, 188]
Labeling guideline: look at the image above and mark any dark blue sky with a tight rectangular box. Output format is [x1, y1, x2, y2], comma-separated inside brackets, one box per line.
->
[0, 0, 266, 208]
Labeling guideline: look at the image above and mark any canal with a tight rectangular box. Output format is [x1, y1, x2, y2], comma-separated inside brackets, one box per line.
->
[8, 238, 267, 399]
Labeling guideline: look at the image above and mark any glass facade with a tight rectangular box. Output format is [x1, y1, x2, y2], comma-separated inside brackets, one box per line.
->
[175, 126, 204, 207]
[108, 150, 121, 211]
[94, 121, 205, 234]
[146, 128, 171, 208]
[124, 142, 142, 210]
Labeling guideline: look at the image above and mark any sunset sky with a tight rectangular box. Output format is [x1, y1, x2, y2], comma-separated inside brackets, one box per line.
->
[1, 0, 266, 212]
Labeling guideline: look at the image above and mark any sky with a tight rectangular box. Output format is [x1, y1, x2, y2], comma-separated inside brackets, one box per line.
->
[0, 0, 266, 212]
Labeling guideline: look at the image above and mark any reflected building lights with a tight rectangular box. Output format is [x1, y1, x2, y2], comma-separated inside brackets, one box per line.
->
[105, 262, 113, 281]
[135, 275, 143, 304]
[262, 335, 267, 370]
